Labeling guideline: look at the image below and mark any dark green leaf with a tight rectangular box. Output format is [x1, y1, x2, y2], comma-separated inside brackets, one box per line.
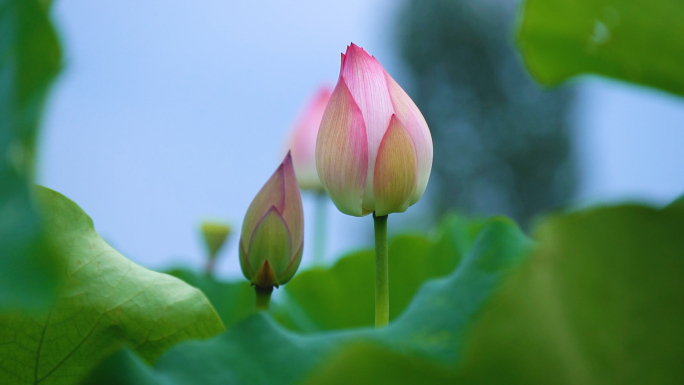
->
[301, 343, 455, 385]
[0, 0, 63, 309]
[0, 187, 224, 385]
[455, 204, 684, 384]
[280, 204, 684, 384]
[665, 193, 684, 210]
[517, 0, 684, 97]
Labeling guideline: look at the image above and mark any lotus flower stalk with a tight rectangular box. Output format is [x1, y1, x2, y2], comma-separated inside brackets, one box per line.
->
[316, 43, 433, 327]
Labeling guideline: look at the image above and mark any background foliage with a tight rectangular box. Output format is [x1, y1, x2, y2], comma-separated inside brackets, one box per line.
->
[0, 0, 62, 310]
[397, 0, 577, 225]
[518, 0, 684, 98]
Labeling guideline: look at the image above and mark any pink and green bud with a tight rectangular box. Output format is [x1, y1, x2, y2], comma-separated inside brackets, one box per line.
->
[239, 153, 304, 289]
[316, 43, 433, 217]
[284, 86, 332, 192]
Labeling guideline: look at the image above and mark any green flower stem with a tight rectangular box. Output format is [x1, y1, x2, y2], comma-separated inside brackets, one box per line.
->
[254, 286, 273, 311]
[313, 191, 328, 264]
[373, 213, 389, 327]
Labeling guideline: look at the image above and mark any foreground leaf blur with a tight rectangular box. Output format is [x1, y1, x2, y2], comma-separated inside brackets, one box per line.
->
[0, 0, 62, 310]
[0, 187, 224, 385]
[518, 0, 684, 97]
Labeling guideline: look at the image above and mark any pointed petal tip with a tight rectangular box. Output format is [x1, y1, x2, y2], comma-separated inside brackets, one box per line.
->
[282, 152, 298, 184]
[280, 153, 296, 183]
[345, 43, 379, 63]
[346, 42, 368, 57]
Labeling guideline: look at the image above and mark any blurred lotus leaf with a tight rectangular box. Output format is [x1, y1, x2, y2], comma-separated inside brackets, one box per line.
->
[518, 0, 684, 98]
[0, 187, 224, 385]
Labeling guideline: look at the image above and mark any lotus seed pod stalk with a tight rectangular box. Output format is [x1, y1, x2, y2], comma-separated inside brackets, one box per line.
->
[200, 221, 232, 276]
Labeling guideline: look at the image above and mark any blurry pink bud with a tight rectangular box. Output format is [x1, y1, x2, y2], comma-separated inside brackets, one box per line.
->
[239, 153, 304, 288]
[316, 43, 433, 217]
[284, 86, 332, 192]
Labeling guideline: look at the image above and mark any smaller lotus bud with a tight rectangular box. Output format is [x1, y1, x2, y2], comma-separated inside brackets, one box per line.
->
[239, 152, 304, 293]
[284, 86, 332, 192]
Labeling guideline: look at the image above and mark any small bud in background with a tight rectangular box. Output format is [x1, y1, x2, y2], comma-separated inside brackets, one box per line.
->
[200, 221, 231, 276]
[239, 152, 304, 310]
[284, 86, 332, 192]
[316, 43, 433, 217]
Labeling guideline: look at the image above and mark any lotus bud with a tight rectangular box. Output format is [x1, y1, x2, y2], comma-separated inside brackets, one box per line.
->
[316, 43, 433, 217]
[239, 152, 304, 290]
[284, 86, 332, 192]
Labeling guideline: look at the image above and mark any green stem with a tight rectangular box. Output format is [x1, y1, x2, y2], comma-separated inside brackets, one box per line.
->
[254, 286, 273, 311]
[313, 191, 328, 264]
[373, 213, 389, 327]
[204, 256, 216, 278]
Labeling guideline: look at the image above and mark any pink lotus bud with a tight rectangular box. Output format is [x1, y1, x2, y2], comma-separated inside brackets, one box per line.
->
[316, 43, 433, 217]
[239, 153, 304, 288]
[284, 86, 332, 192]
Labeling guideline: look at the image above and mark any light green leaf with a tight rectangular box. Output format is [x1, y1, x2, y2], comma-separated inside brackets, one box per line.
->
[0, 187, 224, 385]
[274, 214, 482, 331]
[0, 0, 63, 309]
[84, 217, 531, 385]
[517, 0, 684, 97]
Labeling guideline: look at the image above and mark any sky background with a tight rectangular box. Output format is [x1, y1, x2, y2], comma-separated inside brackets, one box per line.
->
[38, 0, 684, 278]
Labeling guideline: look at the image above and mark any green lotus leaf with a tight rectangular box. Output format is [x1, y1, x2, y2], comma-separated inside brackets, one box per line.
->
[0, 187, 224, 385]
[518, 0, 684, 97]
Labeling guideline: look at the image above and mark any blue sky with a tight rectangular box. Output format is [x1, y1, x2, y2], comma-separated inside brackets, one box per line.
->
[38, 0, 684, 277]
